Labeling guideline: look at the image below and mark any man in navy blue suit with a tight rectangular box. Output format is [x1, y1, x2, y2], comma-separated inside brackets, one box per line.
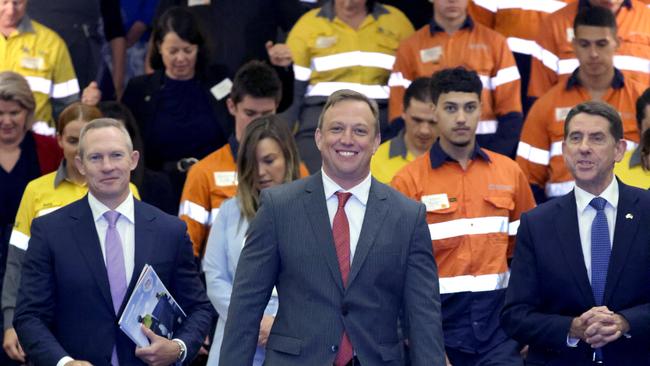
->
[501, 101, 650, 365]
[14, 118, 212, 366]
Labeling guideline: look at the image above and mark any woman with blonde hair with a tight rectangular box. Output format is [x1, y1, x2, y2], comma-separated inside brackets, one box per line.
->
[202, 115, 301, 366]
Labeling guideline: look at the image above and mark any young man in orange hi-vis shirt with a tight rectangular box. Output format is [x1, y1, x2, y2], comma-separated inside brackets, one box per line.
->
[393, 67, 535, 366]
[179, 61, 309, 257]
[517, 7, 645, 203]
[389, 0, 522, 158]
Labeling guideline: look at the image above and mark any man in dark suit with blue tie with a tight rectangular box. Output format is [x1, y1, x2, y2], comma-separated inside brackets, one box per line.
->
[219, 89, 445, 365]
[501, 101, 650, 365]
[14, 118, 212, 365]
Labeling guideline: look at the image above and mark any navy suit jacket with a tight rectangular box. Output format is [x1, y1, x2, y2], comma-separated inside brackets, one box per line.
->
[501, 181, 650, 365]
[219, 172, 445, 366]
[14, 197, 212, 366]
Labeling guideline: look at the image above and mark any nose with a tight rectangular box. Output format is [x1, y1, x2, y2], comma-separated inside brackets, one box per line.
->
[340, 127, 354, 145]
[577, 137, 592, 153]
[99, 156, 115, 171]
[257, 162, 267, 179]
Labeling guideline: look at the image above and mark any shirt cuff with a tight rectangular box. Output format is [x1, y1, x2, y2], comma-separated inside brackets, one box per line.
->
[566, 334, 579, 347]
[172, 338, 187, 362]
[56, 356, 74, 366]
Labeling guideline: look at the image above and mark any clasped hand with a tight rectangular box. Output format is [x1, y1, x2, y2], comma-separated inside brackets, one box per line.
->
[569, 306, 630, 348]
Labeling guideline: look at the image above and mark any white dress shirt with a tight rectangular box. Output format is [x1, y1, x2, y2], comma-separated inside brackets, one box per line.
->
[322, 170, 372, 266]
[567, 176, 618, 348]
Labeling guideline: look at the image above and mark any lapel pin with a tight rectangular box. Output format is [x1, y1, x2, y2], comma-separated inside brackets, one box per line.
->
[625, 213, 634, 220]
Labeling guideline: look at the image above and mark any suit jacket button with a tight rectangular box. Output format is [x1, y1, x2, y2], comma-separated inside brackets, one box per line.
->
[341, 304, 349, 316]
[331, 345, 339, 353]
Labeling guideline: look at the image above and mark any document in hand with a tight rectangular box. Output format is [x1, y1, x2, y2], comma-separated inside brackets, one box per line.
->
[118, 264, 187, 347]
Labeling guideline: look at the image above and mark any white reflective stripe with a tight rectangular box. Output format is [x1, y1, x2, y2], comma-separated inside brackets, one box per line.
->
[479, 74, 491, 90]
[311, 51, 395, 72]
[179, 200, 211, 225]
[625, 139, 638, 151]
[208, 208, 220, 225]
[539, 48, 560, 71]
[546, 180, 575, 197]
[476, 120, 498, 135]
[306, 82, 389, 99]
[508, 220, 520, 236]
[36, 206, 61, 217]
[550, 141, 563, 157]
[439, 271, 510, 294]
[491, 66, 520, 88]
[293, 64, 312, 81]
[387, 72, 412, 88]
[31, 121, 56, 136]
[507, 37, 539, 56]
[557, 58, 579, 75]
[516, 141, 551, 166]
[9, 230, 30, 251]
[497, 0, 567, 12]
[25, 76, 52, 95]
[428, 216, 509, 240]
[51, 79, 80, 98]
[472, 0, 497, 12]
[614, 55, 650, 74]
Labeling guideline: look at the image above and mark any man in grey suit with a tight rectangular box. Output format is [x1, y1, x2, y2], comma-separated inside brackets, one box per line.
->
[219, 89, 445, 365]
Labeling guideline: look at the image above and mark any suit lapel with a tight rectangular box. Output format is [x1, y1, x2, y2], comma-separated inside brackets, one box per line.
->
[71, 198, 114, 312]
[604, 183, 639, 305]
[555, 192, 595, 307]
[348, 179, 388, 287]
[123, 200, 157, 312]
[303, 173, 345, 292]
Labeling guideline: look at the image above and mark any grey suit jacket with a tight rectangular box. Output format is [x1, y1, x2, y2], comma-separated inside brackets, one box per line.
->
[219, 172, 445, 366]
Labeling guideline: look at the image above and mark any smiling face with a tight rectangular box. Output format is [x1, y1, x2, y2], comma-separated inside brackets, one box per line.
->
[75, 126, 139, 208]
[0, 99, 27, 145]
[0, 0, 26, 33]
[315, 99, 380, 189]
[159, 31, 198, 80]
[563, 112, 626, 195]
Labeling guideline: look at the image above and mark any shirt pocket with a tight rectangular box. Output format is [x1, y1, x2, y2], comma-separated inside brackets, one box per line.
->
[427, 202, 462, 251]
[483, 195, 514, 246]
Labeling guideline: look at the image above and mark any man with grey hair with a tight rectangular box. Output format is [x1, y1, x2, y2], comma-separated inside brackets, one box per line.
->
[14, 118, 212, 366]
[220, 89, 445, 365]
[502, 101, 650, 364]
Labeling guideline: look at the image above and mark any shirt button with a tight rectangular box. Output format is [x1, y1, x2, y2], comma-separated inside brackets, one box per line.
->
[331, 345, 339, 353]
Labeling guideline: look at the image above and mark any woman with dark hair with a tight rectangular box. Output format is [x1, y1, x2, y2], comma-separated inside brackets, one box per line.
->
[98, 101, 176, 214]
[122, 6, 230, 208]
[202, 115, 301, 366]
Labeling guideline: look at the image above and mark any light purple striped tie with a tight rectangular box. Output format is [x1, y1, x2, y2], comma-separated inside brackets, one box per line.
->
[104, 210, 127, 366]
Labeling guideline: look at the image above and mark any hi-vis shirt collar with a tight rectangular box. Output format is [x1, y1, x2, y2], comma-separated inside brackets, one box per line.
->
[317, 0, 389, 21]
[16, 15, 34, 34]
[429, 14, 474, 35]
[429, 139, 490, 169]
[566, 67, 625, 90]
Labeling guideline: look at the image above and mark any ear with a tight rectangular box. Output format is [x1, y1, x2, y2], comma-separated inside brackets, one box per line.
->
[56, 133, 64, 149]
[74, 155, 85, 176]
[314, 128, 323, 152]
[614, 139, 627, 163]
[130, 150, 140, 171]
[226, 98, 236, 117]
[372, 131, 380, 154]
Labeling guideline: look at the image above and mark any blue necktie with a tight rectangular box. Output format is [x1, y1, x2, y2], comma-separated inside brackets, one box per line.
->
[589, 197, 611, 362]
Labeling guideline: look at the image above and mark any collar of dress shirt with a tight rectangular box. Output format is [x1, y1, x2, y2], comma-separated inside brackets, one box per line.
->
[574, 175, 619, 213]
[321, 169, 371, 206]
[88, 192, 135, 224]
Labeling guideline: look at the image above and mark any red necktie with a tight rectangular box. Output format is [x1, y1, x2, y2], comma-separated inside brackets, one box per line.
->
[333, 192, 353, 366]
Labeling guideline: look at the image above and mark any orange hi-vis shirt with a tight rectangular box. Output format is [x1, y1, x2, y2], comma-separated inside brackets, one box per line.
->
[388, 17, 521, 151]
[468, 0, 575, 56]
[517, 69, 643, 199]
[180, 142, 310, 257]
[392, 142, 535, 293]
[528, 0, 650, 98]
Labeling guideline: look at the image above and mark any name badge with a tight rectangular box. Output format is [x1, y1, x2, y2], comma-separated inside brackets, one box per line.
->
[188, 0, 210, 6]
[420, 46, 442, 63]
[214, 171, 237, 187]
[421, 193, 450, 212]
[315, 36, 337, 49]
[210, 78, 232, 100]
[20, 56, 44, 70]
[555, 107, 571, 122]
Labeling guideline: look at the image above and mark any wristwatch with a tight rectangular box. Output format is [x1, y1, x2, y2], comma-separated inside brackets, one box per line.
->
[172, 339, 187, 361]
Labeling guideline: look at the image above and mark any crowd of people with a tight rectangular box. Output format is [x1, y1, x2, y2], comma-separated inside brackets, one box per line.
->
[2, 0, 650, 365]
